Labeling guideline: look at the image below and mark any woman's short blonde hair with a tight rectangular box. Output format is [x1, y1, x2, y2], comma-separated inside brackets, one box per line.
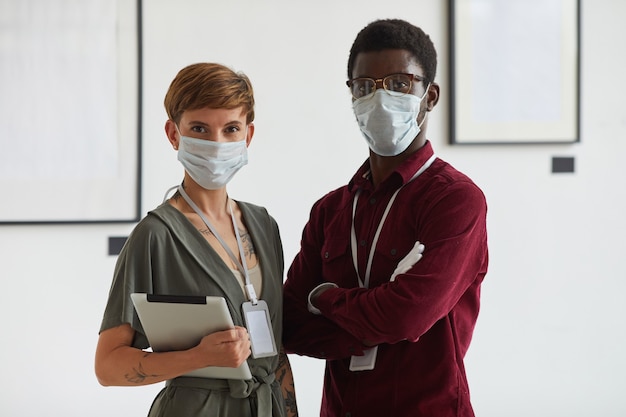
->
[164, 62, 255, 124]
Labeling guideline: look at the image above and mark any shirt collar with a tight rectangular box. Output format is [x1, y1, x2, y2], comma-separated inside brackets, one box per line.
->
[348, 140, 435, 192]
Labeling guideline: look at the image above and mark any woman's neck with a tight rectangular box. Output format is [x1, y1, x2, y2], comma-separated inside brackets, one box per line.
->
[178, 179, 231, 221]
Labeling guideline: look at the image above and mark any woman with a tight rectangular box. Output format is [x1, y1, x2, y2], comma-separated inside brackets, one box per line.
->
[95, 62, 297, 417]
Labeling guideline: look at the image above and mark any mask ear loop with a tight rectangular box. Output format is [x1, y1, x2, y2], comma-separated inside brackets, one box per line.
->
[163, 123, 184, 202]
[416, 83, 431, 128]
[417, 111, 428, 129]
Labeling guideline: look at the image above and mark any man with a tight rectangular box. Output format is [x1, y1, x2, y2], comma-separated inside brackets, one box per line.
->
[283, 19, 488, 417]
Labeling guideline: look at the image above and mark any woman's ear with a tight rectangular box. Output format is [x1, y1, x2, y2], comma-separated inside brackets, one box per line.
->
[165, 119, 179, 150]
[245, 123, 255, 147]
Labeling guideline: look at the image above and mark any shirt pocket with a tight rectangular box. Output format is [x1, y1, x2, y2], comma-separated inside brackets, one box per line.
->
[320, 237, 355, 287]
[370, 239, 417, 286]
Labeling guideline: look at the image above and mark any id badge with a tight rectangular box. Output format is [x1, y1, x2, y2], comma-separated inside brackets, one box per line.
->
[242, 300, 278, 358]
[349, 345, 378, 371]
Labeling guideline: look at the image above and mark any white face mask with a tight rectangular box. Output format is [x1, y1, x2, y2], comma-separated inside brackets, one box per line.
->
[177, 131, 248, 190]
[352, 87, 429, 156]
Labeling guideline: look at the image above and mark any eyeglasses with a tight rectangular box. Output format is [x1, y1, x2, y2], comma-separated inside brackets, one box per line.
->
[346, 73, 425, 99]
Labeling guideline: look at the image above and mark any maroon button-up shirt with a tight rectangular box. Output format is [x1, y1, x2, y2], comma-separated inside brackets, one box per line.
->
[283, 141, 488, 417]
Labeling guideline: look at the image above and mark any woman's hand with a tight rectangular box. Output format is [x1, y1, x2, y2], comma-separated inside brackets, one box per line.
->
[193, 326, 251, 368]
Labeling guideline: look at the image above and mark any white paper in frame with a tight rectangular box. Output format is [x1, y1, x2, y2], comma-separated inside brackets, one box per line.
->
[0, 0, 141, 223]
[449, 0, 580, 144]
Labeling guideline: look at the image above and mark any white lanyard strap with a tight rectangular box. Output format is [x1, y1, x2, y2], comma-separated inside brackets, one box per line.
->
[177, 186, 258, 304]
[350, 154, 436, 288]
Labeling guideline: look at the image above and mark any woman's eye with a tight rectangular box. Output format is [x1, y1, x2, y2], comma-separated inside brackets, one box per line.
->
[225, 126, 240, 134]
[191, 126, 207, 133]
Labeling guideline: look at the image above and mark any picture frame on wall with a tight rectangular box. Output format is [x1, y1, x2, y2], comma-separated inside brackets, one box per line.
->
[448, 0, 580, 144]
[0, 0, 142, 223]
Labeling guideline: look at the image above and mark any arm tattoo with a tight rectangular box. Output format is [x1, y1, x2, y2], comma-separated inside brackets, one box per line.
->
[125, 353, 160, 384]
[276, 354, 287, 383]
[283, 385, 298, 416]
[277, 351, 299, 416]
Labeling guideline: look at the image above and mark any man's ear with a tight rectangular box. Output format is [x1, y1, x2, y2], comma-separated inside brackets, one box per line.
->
[426, 83, 440, 111]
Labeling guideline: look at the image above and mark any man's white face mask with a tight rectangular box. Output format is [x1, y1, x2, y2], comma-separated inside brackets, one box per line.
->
[352, 86, 429, 156]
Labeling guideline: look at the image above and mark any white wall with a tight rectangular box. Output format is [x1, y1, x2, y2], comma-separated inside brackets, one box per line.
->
[1, 0, 625, 416]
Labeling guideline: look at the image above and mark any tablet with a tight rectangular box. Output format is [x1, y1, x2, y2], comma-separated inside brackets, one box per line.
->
[130, 293, 252, 380]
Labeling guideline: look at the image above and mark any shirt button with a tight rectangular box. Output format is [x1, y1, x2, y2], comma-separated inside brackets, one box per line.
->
[369, 198, 376, 205]
[390, 248, 397, 256]
[324, 251, 329, 259]
[359, 240, 366, 247]
[346, 413, 352, 417]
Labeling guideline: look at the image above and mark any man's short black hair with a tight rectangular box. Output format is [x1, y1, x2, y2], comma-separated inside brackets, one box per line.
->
[347, 19, 437, 86]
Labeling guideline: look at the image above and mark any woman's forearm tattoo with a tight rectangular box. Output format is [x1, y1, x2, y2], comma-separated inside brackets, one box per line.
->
[125, 353, 159, 384]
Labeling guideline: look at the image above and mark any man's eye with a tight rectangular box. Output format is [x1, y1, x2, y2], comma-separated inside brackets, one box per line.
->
[355, 83, 372, 97]
[390, 80, 409, 91]
[191, 126, 207, 133]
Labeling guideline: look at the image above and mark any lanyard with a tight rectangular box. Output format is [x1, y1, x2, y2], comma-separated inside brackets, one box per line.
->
[174, 185, 259, 305]
[350, 154, 436, 288]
